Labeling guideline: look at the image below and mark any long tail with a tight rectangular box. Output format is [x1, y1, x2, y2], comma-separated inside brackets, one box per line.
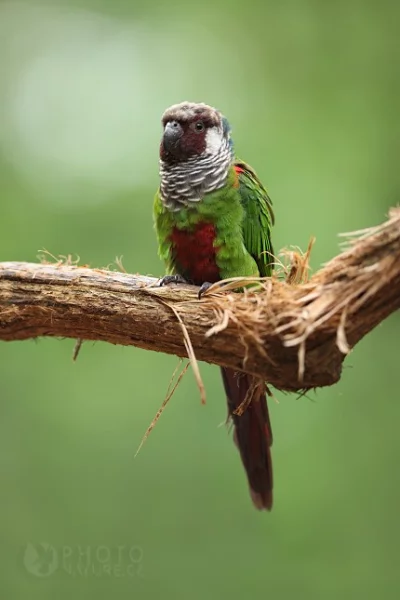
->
[221, 367, 273, 510]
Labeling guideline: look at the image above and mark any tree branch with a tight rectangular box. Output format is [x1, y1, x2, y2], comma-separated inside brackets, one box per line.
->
[1, 208, 399, 391]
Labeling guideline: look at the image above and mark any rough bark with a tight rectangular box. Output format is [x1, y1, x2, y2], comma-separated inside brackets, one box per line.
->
[0, 209, 399, 391]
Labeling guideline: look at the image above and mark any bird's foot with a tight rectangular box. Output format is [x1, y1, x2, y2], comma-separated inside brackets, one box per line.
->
[198, 281, 213, 299]
[159, 274, 187, 287]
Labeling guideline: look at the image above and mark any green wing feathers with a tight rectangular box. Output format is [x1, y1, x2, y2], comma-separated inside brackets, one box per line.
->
[235, 160, 274, 277]
[153, 191, 176, 275]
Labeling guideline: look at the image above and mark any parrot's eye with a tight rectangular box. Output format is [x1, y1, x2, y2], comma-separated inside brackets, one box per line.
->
[191, 121, 205, 133]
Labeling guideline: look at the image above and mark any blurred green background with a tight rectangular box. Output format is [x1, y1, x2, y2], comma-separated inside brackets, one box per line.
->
[0, 0, 399, 598]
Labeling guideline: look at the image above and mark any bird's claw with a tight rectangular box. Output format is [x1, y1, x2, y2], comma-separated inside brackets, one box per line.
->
[159, 276, 213, 299]
[198, 281, 213, 299]
[159, 274, 187, 287]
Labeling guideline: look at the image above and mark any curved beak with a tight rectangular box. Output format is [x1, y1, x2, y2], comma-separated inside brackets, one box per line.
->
[162, 121, 183, 156]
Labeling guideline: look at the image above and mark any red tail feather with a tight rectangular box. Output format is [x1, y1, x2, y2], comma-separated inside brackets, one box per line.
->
[221, 367, 273, 510]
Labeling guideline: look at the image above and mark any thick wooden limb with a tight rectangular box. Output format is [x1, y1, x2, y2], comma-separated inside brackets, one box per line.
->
[0, 209, 399, 391]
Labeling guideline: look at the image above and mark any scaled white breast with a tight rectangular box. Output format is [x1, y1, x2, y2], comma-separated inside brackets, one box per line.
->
[159, 136, 233, 211]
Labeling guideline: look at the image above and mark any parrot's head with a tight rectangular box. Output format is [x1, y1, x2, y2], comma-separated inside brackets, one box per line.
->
[160, 101, 232, 164]
[159, 102, 234, 208]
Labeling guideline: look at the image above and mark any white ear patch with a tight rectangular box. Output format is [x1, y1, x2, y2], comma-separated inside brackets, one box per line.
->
[205, 126, 223, 155]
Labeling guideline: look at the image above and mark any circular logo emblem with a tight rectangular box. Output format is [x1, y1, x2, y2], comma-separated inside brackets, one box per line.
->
[23, 542, 58, 577]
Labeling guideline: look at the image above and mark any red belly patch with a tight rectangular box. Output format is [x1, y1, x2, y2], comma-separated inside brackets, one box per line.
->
[170, 222, 220, 286]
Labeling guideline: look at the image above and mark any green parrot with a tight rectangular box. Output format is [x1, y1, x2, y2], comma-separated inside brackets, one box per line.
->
[154, 102, 275, 510]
